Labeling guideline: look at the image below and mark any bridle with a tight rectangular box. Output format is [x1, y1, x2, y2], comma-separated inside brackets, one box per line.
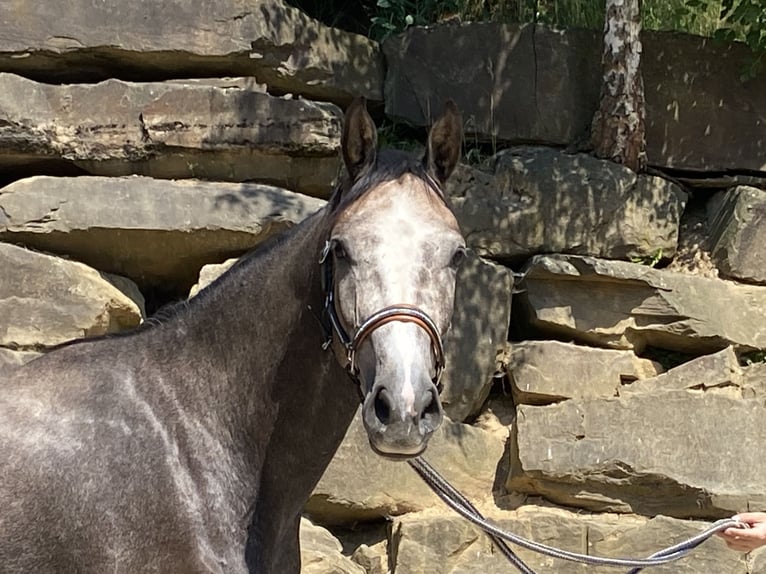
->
[318, 240, 446, 394]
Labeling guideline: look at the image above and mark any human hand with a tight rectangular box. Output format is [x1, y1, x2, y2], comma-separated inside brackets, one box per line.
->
[717, 513, 766, 552]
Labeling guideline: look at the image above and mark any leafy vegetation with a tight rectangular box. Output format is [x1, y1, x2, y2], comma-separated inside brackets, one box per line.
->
[631, 248, 664, 268]
[369, 0, 459, 40]
[715, 0, 766, 78]
[290, 0, 765, 71]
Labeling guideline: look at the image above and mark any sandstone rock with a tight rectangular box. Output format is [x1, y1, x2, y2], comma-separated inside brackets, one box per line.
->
[517, 254, 766, 354]
[508, 340, 662, 405]
[390, 506, 746, 573]
[299, 518, 364, 574]
[385, 23, 766, 172]
[588, 513, 747, 574]
[350, 543, 387, 574]
[0, 74, 342, 196]
[708, 186, 766, 285]
[391, 510, 512, 573]
[0, 0, 383, 105]
[675, 173, 766, 192]
[472, 394, 517, 442]
[742, 362, 766, 398]
[440, 252, 512, 421]
[336, 523, 389, 574]
[0, 242, 144, 349]
[189, 259, 240, 298]
[447, 147, 685, 262]
[384, 24, 601, 147]
[621, 346, 742, 396]
[307, 412, 504, 525]
[749, 547, 766, 574]
[664, 194, 719, 278]
[0, 176, 325, 291]
[508, 390, 766, 518]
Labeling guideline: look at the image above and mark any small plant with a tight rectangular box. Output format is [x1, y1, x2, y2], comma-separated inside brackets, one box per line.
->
[631, 248, 663, 267]
[461, 112, 501, 166]
[369, 0, 459, 41]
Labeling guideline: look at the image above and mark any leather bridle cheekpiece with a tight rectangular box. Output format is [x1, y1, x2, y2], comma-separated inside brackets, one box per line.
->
[319, 240, 446, 393]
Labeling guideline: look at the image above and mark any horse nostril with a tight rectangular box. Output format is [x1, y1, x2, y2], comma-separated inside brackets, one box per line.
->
[421, 390, 439, 419]
[373, 387, 392, 426]
[418, 387, 443, 433]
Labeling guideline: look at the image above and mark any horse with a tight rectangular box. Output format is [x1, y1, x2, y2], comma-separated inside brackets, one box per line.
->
[0, 98, 465, 573]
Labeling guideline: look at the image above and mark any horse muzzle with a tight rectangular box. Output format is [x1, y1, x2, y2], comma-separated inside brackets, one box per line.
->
[361, 377, 443, 460]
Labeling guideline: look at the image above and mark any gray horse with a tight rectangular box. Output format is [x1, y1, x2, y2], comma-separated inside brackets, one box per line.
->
[0, 98, 464, 573]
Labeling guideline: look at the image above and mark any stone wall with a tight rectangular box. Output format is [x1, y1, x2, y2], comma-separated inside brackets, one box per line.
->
[2, 1, 765, 572]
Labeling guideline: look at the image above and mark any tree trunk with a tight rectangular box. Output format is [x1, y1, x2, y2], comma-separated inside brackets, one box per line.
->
[590, 0, 647, 173]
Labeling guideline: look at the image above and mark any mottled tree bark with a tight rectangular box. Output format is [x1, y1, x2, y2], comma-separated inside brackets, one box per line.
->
[590, 0, 647, 173]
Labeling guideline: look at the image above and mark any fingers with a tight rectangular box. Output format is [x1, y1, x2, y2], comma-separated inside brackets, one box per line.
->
[733, 512, 766, 525]
[718, 518, 766, 552]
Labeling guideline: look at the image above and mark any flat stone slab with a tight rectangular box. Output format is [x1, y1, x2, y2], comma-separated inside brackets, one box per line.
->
[518, 254, 766, 354]
[0, 176, 325, 291]
[385, 23, 766, 172]
[708, 186, 766, 285]
[508, 389, 766, 518]
[0, 74, 342, 196]
[743, 362, 766, 397]
[621, 346, 742, 396]
[0, 242, 143, 349]
[447, 147, 686, 262]
[508, 340, 662, 405]
[390, 506, 748, 573]
[0, 0, 383, 105]
[189, 259, 239, 298]
[384, 24, 602, 147]
[300, 518, 364, 574]
[307, 412, 504, 525]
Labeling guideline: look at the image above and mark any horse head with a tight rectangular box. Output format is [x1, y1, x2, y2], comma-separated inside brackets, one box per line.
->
[322, 98, 464, 459]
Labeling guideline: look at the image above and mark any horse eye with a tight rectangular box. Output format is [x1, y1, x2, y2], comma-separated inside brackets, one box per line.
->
[450, 246, 466, 268]
[333, 241, 348, 260]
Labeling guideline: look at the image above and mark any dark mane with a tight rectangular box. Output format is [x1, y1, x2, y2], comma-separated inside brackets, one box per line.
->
[328, 149, 447, 217]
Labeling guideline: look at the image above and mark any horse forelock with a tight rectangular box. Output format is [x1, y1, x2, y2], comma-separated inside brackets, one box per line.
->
[328, 149, 449, 223]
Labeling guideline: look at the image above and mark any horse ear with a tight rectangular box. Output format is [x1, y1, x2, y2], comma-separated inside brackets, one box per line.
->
[423, 100, 462, 186]
[342, 97, 378, 181]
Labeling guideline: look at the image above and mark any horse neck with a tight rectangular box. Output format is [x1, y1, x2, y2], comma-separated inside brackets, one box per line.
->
[140, 208, 348, 463]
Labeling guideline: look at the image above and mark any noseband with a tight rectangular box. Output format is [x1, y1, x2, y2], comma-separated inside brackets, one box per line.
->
[318, 241, 446, 393]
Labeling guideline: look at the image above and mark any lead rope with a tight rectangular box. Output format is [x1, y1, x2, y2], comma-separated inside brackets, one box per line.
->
[408, 457, 747, 572]
[408, 457, 535, 572]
